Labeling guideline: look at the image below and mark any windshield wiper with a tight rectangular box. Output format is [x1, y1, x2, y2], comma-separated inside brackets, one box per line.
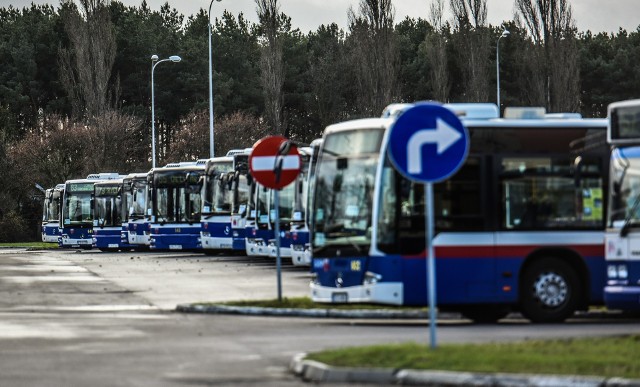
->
[620, 194, 640, 237]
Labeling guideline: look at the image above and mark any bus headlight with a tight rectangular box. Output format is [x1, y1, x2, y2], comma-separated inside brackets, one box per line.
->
[364, 271, 382, 285]
[292, 244, 304, 252]
[608, 264, 628, 279]
[201, 232, 210, 237]
[617, 265, 628, 279]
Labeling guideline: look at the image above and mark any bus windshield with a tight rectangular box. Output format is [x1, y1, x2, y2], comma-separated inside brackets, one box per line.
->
[63, 183, 94, 225]
[203, 173, 233, 215]
[154, 170, 203, 224]
[256, 185, 270, 225]
[130, 180, 148, 219]
[233, 174, 250, 215]
[609, 147, 640, 228]
[94, 185, 122, 227]
[44, 190, 61, 222]
[313, 128, 383, 254]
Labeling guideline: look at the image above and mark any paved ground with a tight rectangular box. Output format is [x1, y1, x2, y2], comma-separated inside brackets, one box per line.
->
[0, 248, 638, 387]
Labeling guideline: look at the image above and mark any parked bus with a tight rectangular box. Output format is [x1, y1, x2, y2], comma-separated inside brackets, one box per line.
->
[310, 103, 609, 323]
[268, 147, 312, 260]
[245, 182, 273, 257]
[148, 162, 205, 250]
[93, 178, 131, 251]
[60, 173, 121, 249]
[121, 172, 151, 248]
[229, 150, 252, 252]
[41, 184, 64, 243]
[291, 139, 322, 266]
[200, 156, 235, 253]
[604, 99, 640, 312]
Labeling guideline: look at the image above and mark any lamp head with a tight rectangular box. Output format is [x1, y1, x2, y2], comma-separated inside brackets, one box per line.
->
[501, 29, 510, 38]
[169, 55, 182, 63]
[151, 54, 159, 61]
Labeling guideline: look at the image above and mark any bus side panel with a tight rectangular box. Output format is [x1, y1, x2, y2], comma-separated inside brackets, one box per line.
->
[400, 252, 518, 306]
[585, 255, 606, 304]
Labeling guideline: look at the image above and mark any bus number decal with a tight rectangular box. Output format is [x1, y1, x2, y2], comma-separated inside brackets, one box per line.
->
[351, 260, 361, 272]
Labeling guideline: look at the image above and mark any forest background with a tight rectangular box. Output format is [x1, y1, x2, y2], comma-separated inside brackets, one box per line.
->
[0, 0, 637, 241]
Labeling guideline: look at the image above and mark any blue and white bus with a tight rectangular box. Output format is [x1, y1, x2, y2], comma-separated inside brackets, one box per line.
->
[310, 103, 609, 323]
[121, 172, 151, 249]
[93, 178, 131, 251]
[148, 162, 205, 251]
[59, 173, 121, 249]
[229, 151, 252, 252]
[291, 139, 322, 266]
[245, 182, 273, 257]
[41, 184, 64, 243]
[200, 156, 235, 253]
[268, 147, 312, 260]
[604, 99, 640, 312]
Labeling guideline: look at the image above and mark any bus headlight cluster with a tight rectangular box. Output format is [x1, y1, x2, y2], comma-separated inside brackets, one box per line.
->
[292, 244, 304, 252]
[364, 271, 382, 285]
[201, 231, 210, 237]
[608, 264, 628, 279]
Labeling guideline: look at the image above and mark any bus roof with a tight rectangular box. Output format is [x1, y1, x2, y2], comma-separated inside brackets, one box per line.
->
[94, 178, 123, 187]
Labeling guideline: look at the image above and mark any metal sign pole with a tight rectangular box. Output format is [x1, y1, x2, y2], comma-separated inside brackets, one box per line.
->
[274, 189, 283, 302]
[426, 182, 437, 349]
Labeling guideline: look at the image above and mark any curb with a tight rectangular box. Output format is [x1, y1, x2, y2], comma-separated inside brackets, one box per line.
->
[176, 303, 430, 319]
[290, 353, 640, 386]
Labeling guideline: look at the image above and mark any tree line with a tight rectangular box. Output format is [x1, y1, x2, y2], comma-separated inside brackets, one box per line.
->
[0, 0, 638, 241]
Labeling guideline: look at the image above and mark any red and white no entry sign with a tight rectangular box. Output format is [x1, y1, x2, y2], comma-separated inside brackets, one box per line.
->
[249, 135, 301, 190]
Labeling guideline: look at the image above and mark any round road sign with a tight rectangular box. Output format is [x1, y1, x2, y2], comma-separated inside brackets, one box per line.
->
[249, 136, 301, 189]
[387, 102, 469, 183]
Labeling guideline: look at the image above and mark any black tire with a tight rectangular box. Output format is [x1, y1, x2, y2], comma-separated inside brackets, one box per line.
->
[520, 258, 581, 323]
[460, 305, 510, 323]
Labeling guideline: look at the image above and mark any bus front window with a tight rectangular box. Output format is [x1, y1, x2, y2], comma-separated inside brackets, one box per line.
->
[609, 147, 640, 229]
[313, 129, 383, 255]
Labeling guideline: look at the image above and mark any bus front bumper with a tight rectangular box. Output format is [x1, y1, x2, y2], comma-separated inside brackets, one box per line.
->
[310, 282, 404, 305]
[201, 236, 233, 250]
[604, 285, 640, 311]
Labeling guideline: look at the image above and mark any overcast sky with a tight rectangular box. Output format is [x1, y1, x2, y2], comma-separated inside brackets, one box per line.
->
[1, 0, 639, 34]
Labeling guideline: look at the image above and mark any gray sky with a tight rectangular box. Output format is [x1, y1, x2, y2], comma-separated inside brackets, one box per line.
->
[2, 0, 639, 33]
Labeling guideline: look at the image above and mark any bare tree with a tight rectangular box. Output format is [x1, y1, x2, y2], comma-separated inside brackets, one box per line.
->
[450, 0, 491, 102]
[347, 0, 399, 116]
[58, 0, 117, 119]
[255, 0, 285, 135]
[167, 110, 269, 161]
[515, 0, 579, 112]
[423, 0, 450, 102]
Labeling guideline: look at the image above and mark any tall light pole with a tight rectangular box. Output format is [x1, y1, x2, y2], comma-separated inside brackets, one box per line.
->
[208, 0, 221, 159]
[151, 54, 181, 168]
[496, 29, 510, 114]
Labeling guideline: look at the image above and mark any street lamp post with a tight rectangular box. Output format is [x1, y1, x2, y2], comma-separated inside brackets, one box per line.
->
[496, 29, 510, 114]
[208, 0, 221, 159]
[151, 54, 182, 168]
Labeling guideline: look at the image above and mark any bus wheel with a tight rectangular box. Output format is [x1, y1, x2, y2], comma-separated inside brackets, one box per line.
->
[460, 305, 510, 323]
[520, 258, 580, 323]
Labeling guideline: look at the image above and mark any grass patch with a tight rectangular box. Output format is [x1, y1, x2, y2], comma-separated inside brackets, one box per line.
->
[0, 242, 58, 250]
[306, 335, 640, 379]
[210, 297, 426, 311]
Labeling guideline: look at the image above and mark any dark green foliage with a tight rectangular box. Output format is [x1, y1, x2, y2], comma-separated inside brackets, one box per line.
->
[0, 1, 638, 241]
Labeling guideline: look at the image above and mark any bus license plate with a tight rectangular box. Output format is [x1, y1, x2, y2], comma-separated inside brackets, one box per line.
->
[108, 244, 119, 248]
[332, 292, 348, 303]
[169, 245, 183, 250]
